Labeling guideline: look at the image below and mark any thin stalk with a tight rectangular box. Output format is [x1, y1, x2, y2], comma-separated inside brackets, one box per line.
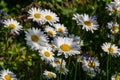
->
[107, 54, 110, 80]
[74, 56, 78, 80]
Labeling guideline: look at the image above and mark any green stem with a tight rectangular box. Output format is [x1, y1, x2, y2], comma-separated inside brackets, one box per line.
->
[74, 56, 78, 80]
[107, 55, 110, 80]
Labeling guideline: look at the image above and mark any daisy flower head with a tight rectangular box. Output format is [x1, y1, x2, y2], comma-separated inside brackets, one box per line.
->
[28, 7, 44, 24]
[43, 9, 59, 25]
[39, 47, 54, 62]
[55, 65, 69, 75]
[50, 58, 66, 67]
[43, 70, 56, 79]
[53, 23, 68, 35]
[0, 69, 17, 80]
[45, 25, 56, 37]
[3, 18, 22, 35]
[107, 21, 119, 34]
[101, 42, 120, 57]
[25, 28, 48, 50]
[53, 37, 80, 58]
[106, 1, 120, 16]
[82, 57, 100, 72]
[111, 74, 120, 80]
[68, 34, 84, 46]
[73, 14, 99, 33]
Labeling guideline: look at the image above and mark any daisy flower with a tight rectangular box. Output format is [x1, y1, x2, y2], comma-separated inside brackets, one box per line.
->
[39, 47, 54, 62]
[53, 37, 80, 58]
[82, 57, 100, 72]
[68, 34, 84, 46]
[3, 18, 22, 34]
[42, 9, 59, 25]
[53, 23, 68, 34]
[111, 74, 120, 80]
[55, 65, 69, 75]
[101, 42, 120, 57]
[50, 58, 66, 67]
[43, 70, 56, 79]
[45, 25, 56, 37]
[106, 0, 120, 16]
[107, 21, 119, 34]
[0, 69, 17, 80]
[25, 28, 48, 50]
[28, 7, 44, 24]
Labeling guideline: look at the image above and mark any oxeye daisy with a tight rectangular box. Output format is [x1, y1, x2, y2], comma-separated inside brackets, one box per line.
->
[82, 57, 100, 72]
[39, 47, 54, 62]
[50, 58, 66, 67]
[53, 23, 68, 34]
[25, 28, 48, 50]
[0, 69, 17, 80]
[55, 65, 69, 75]
[107, 22, 119, 34]
[53, 37, 80, 58]
[43, 70, 56, 79]
[45, 25, 56, 37]
[43, 9, 59, 25]
[28, 7, 44, 24]
[111, 74, 120, 80]
[3, 18, 22, 34]
[68, 34, 84, 46]
[101, 42, 120, 57]
[73, 13, 99, 33]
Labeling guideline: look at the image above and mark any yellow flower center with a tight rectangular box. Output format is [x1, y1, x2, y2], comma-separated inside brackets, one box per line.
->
[5, 74, 11, 80]
[114, 26, 119, 31]
[108, 47, 114, 53]
[115, 75, 120, 80]
[58, 28, 64, 33]
[48, 31, 54, 36]
[31, 35, 39, 42]
[45, 15, 52, 20]
[55, 60, 61, 65]
[44, 51, 50, 57]
[48, 73, 53, 77]
[9, 24, 16, 29]
[112, 8, 118, 12]
[60, 67, 65, 72]
[34, 13, 41, 19]
[87, 61, 95, 68]
[21, 53, 26, 59]
[84, 21, 92, 27]
[60, 44, 71, 52]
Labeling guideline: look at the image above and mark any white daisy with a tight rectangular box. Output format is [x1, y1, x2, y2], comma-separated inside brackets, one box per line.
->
[3, 18, 22, 34]
[28, 7, 44, 24]
[43, 70, 56, 79]
[50, 58, 66, 67]
[107, 21, 119, 34]
[106, 1, 120, 16]
[53, 37, 80, 58]
[25, 28, 48, 50]
[39, 47, 54, 62]
[0, 69, 17, 80]
[45, 25, 56, 37]
[68, 34, 84, 46]
[73, 13, 99, 33]
[43, 9, 59, 25]
[101, 42, 120, 57]
[82, 57, 100, 72]
[55, 65, 69, 75]
[111, 74, 120, 80]
[53, 23, 68, 34]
